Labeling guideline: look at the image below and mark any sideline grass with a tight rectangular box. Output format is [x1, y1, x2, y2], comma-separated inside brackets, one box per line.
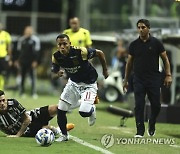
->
[0, 90, 180, 154]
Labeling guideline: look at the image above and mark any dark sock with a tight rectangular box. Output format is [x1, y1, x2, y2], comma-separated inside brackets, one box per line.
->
[57, 109, 67, 135]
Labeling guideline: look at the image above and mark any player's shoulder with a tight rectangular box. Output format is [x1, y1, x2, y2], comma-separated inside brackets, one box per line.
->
[150, 36, 161, 43]
[53, 50, 62, 59]
[2, 30, 10, 35]
[130, 38, 140, 46]
[71, 46, 87, 52]
[63, 29, 72, 34]
[7, 99, 19, 106]
[31, 35, 40, 41]
[1, 30, 11, 36]
[18, 35, 26, 42]
[79, 28, 90, 34]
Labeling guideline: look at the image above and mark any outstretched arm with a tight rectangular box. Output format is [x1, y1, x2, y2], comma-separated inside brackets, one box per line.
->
[95, 49, 109, 79]
[7, 112, 31, 137]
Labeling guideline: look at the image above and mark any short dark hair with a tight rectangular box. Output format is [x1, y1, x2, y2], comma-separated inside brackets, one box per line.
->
[137, 19, 150, 29]
[0, 90, 5, 96]
[56, 34, 70, 41]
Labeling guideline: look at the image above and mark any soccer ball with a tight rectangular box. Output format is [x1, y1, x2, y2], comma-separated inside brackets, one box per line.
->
[35, 128, 55, 146]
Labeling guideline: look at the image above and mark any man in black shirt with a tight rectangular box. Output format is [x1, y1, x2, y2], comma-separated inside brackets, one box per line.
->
[123, 19, 172, 137]
[0, 90, 74, 137]
[17, 26, 40, 98]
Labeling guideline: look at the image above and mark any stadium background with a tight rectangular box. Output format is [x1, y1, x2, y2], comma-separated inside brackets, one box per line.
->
[1, 0, 180, 104]
[0, 0, 180, 153]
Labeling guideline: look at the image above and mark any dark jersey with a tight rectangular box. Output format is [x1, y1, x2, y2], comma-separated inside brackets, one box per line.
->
[129, 36, 165, 79]
[0, 99, 26, 135]
[17, 35, 40, 65]
[51, 46, 98, 84]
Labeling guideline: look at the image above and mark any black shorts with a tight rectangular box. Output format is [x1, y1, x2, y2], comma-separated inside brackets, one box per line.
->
[24, 106, 53, 137]
[0, 58, 8, 74]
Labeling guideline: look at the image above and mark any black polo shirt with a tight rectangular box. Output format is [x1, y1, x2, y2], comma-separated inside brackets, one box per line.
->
[129, 35, 165, 80]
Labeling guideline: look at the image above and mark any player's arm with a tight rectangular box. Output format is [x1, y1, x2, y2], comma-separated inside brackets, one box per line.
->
[123, 54, 134, 93]
[85, 30, 92, 48]
[160, 51, 172, 87]
[7, 112, 31, 137]
[16, 112, 31, 137]
[51, 55, 64, 80]
[95, 49, 109, 79]
[51, 69, 64, 80]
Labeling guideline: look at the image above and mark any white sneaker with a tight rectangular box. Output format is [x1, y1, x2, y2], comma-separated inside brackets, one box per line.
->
[134, 134, 143, 138]
[88, 105, 96, 126]
[55, 134, 69, 142]
[53, 127, 61, 136]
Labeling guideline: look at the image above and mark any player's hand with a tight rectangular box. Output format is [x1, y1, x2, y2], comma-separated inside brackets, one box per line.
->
[123, 79, 128, 94]
[7, 135, 20, 138]
[57, 70, 64, 77]
[164, 76, 172, 88]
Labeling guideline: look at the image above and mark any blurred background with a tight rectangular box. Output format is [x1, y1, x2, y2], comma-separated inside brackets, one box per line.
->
[1, 0, 180, 106]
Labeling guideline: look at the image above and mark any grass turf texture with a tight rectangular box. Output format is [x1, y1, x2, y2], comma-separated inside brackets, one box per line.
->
[0, 90, 180, 154]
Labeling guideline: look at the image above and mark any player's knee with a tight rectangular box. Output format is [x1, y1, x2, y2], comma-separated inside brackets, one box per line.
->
[79, 111, 92, 117]
[48, 105, 58, 117]
[79, 107, 94, 117]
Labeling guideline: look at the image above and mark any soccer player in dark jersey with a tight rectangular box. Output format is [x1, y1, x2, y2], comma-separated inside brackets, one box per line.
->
[51, 34, 109, 142]
[0, 90, 74, 137]
[123, 19, 172, 138]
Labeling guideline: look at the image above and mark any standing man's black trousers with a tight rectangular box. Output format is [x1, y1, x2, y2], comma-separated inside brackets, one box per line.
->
[133, 75, 161, 131]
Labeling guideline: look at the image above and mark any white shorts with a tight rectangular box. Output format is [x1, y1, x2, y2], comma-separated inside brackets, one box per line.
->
[58, 79, 98, 111]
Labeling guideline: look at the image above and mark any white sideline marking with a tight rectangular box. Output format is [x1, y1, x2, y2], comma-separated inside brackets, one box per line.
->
[69, 135, 114, 154]
[170, 145, 180, 148]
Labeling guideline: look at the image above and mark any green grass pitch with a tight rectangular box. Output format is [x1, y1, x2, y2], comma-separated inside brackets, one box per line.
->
[0, 90, 180, 154]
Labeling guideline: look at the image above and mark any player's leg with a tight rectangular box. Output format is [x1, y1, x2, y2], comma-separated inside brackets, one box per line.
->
[56, 100, 70, 141]
[29, 67, 37, 98]
[79, 83, 97, 126]
[20, 66, 27, 96]
[56, 80, 79, 142]
[25, 106, 52, 137]
[133, 77, 146, 137]
[47, 104, 75, 131]
[147, 86, 161, 136]
[0, 58, 7, 90]
[48, 104, 58, 117]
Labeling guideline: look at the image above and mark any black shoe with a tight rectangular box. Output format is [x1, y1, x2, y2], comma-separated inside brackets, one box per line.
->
[147, 120, 156, 136]
[134, 129, 144, 138]
[134, 123, 145, 138]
